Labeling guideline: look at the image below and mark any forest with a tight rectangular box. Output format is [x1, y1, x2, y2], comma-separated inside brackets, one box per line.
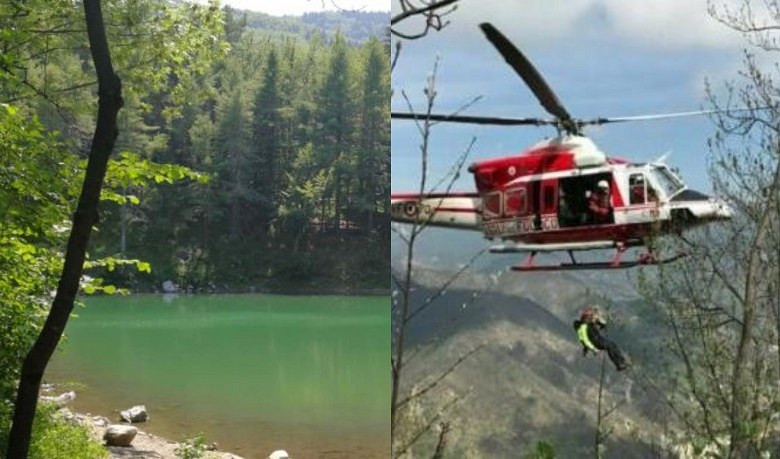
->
[4, 3, 390, 293]
[98, 10, 391, 292]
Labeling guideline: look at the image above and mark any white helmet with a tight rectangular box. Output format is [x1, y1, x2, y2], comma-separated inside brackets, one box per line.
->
[597, 180, 609, 189]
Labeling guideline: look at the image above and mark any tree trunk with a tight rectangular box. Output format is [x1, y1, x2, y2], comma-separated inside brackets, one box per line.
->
[120, 200, 127, 256]
[5, 0, 122, 456]
[729, 145, 780, 457]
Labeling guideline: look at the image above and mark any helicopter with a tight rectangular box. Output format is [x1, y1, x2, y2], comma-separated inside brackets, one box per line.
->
[391, 22, 733, 271]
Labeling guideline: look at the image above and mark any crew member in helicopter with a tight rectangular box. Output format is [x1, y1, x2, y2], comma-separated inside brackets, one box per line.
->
[573, 306, 630, 371]
[587, 180, 613, 224]
[630, 175, 646, 205]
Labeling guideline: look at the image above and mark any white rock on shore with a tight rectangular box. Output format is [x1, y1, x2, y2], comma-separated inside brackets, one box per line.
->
[103, 425, 138, 447]
[40, 390, 76, 407]
[268, 450, 290, 459]
[120, 404, 148, 423]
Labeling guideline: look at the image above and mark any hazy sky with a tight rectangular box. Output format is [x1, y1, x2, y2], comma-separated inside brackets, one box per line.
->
[391, 0, 757, 195]
[224, 0, 389, 15]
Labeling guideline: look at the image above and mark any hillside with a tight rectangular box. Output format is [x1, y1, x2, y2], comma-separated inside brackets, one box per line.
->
[394, 263, 673, 457]
[235, 8, 389, 43]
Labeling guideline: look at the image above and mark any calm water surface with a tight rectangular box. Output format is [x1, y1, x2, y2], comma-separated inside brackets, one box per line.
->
[46, 294, 389, 458]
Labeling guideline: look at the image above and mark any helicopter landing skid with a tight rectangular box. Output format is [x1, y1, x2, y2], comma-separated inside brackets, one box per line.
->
[511, 249, 687, 272]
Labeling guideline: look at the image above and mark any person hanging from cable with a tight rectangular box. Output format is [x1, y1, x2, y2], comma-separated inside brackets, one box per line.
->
[574, 306, 630, 371]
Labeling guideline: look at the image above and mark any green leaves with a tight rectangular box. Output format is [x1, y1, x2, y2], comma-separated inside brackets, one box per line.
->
[83, 257, 152, 274]
[80, 276, 128, 296]
[0, 105, 75, 399]
[104, 151, 209, 191]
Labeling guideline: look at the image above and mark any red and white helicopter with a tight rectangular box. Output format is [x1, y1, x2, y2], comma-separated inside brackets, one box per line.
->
[391, 23, 733, 271]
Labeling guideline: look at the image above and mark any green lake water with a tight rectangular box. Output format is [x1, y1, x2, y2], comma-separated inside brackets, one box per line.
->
[46, 294, 389, 458]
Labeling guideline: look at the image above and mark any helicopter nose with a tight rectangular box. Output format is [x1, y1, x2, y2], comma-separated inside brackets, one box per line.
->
[711, 197, 732, 220]
[671, 189, 732, 221]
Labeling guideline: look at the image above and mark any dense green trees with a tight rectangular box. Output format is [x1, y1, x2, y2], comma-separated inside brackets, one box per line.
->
[92, 20, 390, 291]
[2, 3, 389, 291]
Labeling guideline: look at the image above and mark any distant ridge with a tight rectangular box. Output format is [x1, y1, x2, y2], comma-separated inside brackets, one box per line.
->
[230, 7, 389, 43]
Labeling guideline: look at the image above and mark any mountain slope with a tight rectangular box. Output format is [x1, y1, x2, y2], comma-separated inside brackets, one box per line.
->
[395, 266, 669, 457]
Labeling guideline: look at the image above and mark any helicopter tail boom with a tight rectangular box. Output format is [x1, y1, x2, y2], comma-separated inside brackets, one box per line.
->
[391, 193, 482, 230]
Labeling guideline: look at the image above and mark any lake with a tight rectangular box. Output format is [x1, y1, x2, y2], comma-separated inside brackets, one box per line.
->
[46, 294, 389, 458]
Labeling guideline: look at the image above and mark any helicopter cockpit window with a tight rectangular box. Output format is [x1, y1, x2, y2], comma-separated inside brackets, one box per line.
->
[629, 174, 646, 205]
[653, 166, 684, 198]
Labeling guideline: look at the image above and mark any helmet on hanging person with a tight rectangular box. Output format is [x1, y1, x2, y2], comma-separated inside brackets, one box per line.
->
[579, 307, 594, 321]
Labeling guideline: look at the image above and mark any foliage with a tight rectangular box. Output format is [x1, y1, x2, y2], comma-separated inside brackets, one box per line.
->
[0, 402, 107, 459]
[89, 29, 390, 291]
[0, 105, 76, 400]
[102, 151, 209, 205]
[527, 440, 556, 459]
[2, 3, 389, 291]
[174, 433, 207, 459]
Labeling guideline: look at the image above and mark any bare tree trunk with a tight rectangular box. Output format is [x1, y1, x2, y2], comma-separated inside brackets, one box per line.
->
[729, 155, 780, 456]
[6, 0, 122, 456]
[120, 199, 127, 256]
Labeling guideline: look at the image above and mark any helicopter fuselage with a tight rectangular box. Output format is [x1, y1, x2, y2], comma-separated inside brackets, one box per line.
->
[390, 136, 732, 253]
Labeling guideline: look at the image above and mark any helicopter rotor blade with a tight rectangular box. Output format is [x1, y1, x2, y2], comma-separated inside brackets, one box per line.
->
[391, 112, 556, 126]
[479, 23, 575, 128]
[581, 107, 767, 126]
[582, 109, 723, 126]
[393, 108, 767, 129]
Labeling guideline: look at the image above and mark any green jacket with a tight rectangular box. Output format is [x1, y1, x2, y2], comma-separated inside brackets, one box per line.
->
[575, 321, 597, 351]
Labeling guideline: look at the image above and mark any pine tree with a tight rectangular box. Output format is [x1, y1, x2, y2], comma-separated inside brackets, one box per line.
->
[216, 88, 253, 239]
[358, 37, 390, 233]
[251, 47, 283, 234]
[317, 33, 356, 232]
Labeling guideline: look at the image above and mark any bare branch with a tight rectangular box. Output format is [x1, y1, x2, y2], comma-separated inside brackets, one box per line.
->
[390, 0, 459, 40]
[395, 394, 462, 457]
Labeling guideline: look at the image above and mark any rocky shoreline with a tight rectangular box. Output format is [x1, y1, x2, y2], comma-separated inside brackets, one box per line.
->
[55, 407, 246, 459]
[41, 386, 256, 459]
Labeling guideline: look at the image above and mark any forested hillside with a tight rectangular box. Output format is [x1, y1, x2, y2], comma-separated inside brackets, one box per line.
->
[7, 5, 390, 292]
[239, 8, 389, 43]
[97, 10, 390, 291]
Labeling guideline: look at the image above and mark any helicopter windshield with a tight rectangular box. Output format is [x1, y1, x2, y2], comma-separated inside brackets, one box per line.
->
[652, 166, 685, 198]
